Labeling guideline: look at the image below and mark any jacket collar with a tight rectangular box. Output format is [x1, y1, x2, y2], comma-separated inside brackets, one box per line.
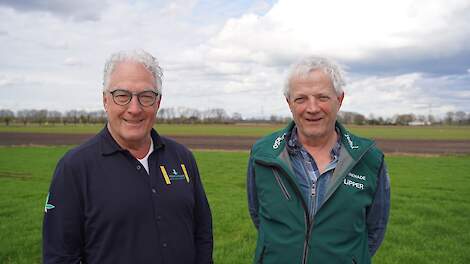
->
[259, 120, 373, 162]
[287, 125, 341, 160]
[335, 121, 374, 161]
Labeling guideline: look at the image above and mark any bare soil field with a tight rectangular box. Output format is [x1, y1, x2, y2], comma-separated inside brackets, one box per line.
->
[1, 132, 469, 154]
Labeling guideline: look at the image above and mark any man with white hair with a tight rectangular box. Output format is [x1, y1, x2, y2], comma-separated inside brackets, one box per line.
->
[43, 50, 213, 264]
[247, 56, 390, 264]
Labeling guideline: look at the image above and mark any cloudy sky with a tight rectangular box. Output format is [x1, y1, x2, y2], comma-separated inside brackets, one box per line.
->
[0, 0, 469, 119]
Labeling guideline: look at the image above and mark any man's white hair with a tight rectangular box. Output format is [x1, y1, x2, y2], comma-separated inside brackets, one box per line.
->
[284, 56, 346, 98]
[103, 49, 163, 94]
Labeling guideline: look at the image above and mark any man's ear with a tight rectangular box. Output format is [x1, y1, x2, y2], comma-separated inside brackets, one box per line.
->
[154, 95, 162, 115]
[103, 92, 108, 111]
[338, 92, 344, 107]
[286, 96, 294, 114]
[156, 95, 162, 109]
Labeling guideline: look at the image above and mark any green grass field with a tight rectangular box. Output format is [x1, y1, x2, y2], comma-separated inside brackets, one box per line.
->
[1, 123, 470, 140]
[1, 146, 470, 263]
[0, 147, 470, 264]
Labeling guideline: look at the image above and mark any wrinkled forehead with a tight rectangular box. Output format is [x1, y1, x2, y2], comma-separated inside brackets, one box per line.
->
[290, 69, 344, 99]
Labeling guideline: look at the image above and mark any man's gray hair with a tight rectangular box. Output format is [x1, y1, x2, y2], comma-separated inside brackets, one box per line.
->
[103, 49, 163, 94]
[283, 56, 345, 98]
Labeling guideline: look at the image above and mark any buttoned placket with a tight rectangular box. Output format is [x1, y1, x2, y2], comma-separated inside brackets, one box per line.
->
[145, 152, 167, 251]
[299, 150, 320, 219]
[288, 127, 341, 218]
[302, 148, 340, 216]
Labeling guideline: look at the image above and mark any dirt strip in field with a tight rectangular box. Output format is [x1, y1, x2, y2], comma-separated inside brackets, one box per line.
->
[1, 132, 470, 155]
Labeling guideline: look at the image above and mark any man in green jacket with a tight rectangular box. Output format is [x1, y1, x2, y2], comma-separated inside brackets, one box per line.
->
[247, 56, 390, 264]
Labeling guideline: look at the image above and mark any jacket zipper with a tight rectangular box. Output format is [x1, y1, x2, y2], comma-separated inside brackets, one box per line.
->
[257, 246, 266, 264]
[302, 218, 314, 264]
[310, 178, 317, 219]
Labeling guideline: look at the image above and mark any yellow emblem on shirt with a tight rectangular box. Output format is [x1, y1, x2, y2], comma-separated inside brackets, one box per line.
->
[159, 164, 190, 185]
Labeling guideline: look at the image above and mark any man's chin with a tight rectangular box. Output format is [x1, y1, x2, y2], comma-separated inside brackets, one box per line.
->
[122, 131, 148, 142]
[123, 121, 145, 129]
[300, 128, 325, 138]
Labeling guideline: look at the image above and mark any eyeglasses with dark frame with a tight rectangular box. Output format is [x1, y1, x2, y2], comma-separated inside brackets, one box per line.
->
[108, 89, 160, 107]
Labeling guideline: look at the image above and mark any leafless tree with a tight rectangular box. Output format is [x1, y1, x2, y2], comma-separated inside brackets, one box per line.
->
[0, 109, 14, 125]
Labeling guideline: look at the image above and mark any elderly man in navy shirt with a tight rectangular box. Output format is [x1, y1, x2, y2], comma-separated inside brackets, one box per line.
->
[43, 50, 213, 264]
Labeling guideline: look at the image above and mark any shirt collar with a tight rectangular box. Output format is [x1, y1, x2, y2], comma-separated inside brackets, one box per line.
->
[287, 125, 341, 159]
[286, 126, 301, 152]
[100, 124, 165, 156]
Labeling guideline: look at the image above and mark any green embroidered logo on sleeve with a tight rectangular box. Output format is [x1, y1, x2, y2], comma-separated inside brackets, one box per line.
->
[44, 193, 55, 213]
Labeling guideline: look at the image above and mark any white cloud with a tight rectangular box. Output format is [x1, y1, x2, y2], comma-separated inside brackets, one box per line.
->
[0, 74, 26, 88]
[64, 57, 83, 66]
[344, 72, 470, 118]
[0, 0, 110, 21]
[204, 0, 470, 63]
[0, 0, 469, 119]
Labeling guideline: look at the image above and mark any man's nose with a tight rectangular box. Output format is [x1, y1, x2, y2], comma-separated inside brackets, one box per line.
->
[306, 97, 320, 112]
[126, 95, 142, 113]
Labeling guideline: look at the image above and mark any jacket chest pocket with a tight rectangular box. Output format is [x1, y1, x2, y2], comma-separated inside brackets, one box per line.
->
[273, 169, 291, 200]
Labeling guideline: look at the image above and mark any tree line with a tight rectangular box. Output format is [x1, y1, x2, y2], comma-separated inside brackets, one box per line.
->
[337, 111, 470, 125]
[0, 108, 469, 126]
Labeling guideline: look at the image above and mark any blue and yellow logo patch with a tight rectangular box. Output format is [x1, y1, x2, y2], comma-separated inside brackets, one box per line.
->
[159, 164, 190, 184]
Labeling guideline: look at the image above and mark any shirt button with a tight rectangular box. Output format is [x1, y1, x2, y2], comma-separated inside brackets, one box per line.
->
[136, 165, 141, 170]
[162, 243, 167, 248]
[152, 188, 157, 194]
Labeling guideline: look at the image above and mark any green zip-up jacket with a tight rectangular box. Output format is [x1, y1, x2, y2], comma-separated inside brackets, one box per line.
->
[249, 122, 384, 264]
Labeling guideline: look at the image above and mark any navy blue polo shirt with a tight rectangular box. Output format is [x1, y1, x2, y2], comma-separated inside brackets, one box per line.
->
[43, 127, 213, 264]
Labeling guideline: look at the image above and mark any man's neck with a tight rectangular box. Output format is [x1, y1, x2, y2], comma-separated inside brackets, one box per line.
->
[299, 130, 337, 152]
[107, 127, 152, 159]
[126, 139, 152, 159]
[298, 130, 338, 173]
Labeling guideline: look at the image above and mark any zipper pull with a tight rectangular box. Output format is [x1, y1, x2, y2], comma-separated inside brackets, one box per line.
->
[311, 184, 316, 196]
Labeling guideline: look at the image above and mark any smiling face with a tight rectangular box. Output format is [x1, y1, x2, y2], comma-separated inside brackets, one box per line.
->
[103, 61, 160, 149]
[287, 69, 344, 144]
